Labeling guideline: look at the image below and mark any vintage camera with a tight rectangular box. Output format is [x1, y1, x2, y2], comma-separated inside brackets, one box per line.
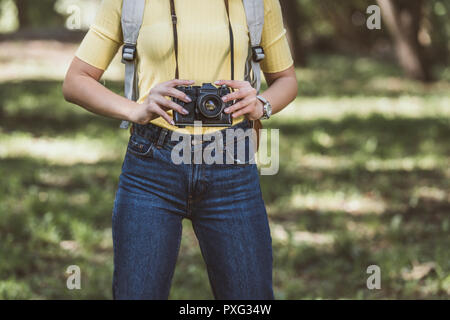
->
[172, 83, 233, 127]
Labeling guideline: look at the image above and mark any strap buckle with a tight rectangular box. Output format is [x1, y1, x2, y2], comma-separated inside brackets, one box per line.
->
[251, 46, 265, 62]
[171, 14, 177, 25]
[122, 43, 137, 62]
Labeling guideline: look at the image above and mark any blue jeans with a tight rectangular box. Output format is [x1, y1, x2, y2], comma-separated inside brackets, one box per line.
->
[112, 119, 274, 299]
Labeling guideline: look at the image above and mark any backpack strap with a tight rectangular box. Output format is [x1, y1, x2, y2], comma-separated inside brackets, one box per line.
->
[242, 0, 265, 151]
[118, 0, 265, 130]
[119, 0, 146, 129]
[243, 0, 265, 94]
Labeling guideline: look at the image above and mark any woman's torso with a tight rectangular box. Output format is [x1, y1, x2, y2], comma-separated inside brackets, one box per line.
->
[136, 0, 249, 134]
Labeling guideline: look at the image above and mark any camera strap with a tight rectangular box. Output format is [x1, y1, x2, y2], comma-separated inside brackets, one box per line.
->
[120, 0, 265, 133]
[169, 0, 235, 81]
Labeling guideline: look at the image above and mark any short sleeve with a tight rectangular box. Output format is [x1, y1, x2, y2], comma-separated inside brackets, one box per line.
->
[75, 0, 123, 70]
[259, 0, 294, 73]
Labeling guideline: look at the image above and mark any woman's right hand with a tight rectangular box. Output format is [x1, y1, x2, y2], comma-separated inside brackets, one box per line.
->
[127, 79, 195, 125]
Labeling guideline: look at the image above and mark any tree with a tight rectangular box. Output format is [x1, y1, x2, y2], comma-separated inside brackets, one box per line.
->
[15, 0, 29, 30]
[280, 0, 306, 66]
[376, 0, 432, 81]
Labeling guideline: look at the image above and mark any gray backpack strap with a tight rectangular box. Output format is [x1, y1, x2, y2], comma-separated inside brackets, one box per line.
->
[243, 0, 265, 93]
[119, 0, 146, 129]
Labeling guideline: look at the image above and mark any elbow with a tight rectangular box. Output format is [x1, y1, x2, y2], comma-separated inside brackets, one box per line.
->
[62, 74, 75, 103]
[291, 69, 299, 99]
[293, 80, 299, 99]
[63, 57, 102, 104]
[289, 74, 298, 102]
[290, 68, 299, 96]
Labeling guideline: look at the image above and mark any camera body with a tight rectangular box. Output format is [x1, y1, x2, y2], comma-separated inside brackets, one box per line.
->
[172, 83, 233, 127]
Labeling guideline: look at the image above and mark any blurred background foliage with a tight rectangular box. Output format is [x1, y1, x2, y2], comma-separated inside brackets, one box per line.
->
[0, 0, 449, 299]
[1, 0, 448, 80]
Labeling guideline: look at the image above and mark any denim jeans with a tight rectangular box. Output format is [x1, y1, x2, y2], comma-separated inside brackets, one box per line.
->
[112, 119, 274, 300]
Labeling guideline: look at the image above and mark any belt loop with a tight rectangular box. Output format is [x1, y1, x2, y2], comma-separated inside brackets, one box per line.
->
[156, 128, 169, 149]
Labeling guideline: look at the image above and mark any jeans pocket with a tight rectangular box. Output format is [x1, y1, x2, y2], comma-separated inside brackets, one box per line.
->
[126, 133, 155, 159]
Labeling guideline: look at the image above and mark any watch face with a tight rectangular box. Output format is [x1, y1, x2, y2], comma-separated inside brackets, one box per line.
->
[266, 103, 272, 117]
[257, 96, 271, 119]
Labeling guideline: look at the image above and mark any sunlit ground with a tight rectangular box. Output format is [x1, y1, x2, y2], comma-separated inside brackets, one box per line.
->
[0, 40, 449, 299]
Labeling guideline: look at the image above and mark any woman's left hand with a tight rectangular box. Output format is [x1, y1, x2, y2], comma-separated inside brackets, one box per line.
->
[214, 80, 263, 120]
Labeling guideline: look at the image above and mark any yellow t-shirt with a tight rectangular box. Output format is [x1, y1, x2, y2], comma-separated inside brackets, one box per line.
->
[75, 0, 293, 134]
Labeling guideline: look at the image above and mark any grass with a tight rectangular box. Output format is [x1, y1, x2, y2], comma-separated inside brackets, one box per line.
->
[0, 50, 449, 299]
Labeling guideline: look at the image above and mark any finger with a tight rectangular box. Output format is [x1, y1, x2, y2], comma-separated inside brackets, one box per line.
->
[167, 79, 195, 87]
[214, 79, 247, 89]
[156, 96, 190, 115]
[151, 104, 175, 125]
[224, 96, 255, 114]
[231, 105, 254, 118]
[165, 87, 192, 103]
[222, 87, 256, 103]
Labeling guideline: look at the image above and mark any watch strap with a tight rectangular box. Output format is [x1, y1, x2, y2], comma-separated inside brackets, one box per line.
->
[257, 95, 270, 120]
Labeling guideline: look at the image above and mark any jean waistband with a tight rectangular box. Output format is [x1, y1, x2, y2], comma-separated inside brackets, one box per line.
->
[132, 119, 254, 149]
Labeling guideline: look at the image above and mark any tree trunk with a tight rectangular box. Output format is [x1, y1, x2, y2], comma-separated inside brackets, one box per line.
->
[376, 0, 432, 82]
[15, 0, 30, 30]
[280, 0, 306, 66]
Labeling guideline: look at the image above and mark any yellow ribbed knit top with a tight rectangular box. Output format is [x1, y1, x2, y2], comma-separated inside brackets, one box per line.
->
[75, 0, 293, 134]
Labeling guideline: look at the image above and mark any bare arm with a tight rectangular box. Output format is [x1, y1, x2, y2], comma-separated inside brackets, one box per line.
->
[215, 64, 298, 119]
[63, 57, 193, 125]
[261, 64, 298, 116]
[62, 57, 138, 121]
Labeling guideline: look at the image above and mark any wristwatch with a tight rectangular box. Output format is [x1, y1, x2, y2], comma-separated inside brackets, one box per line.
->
[256, 95, 272, 120]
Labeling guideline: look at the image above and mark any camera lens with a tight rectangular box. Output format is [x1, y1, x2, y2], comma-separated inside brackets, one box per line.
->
[205, 100, 217, 111]
[197, 94, 223, 118]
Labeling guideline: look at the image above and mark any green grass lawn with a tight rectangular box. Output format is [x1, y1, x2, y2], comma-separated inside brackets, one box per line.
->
[0, 53, 449, 299]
